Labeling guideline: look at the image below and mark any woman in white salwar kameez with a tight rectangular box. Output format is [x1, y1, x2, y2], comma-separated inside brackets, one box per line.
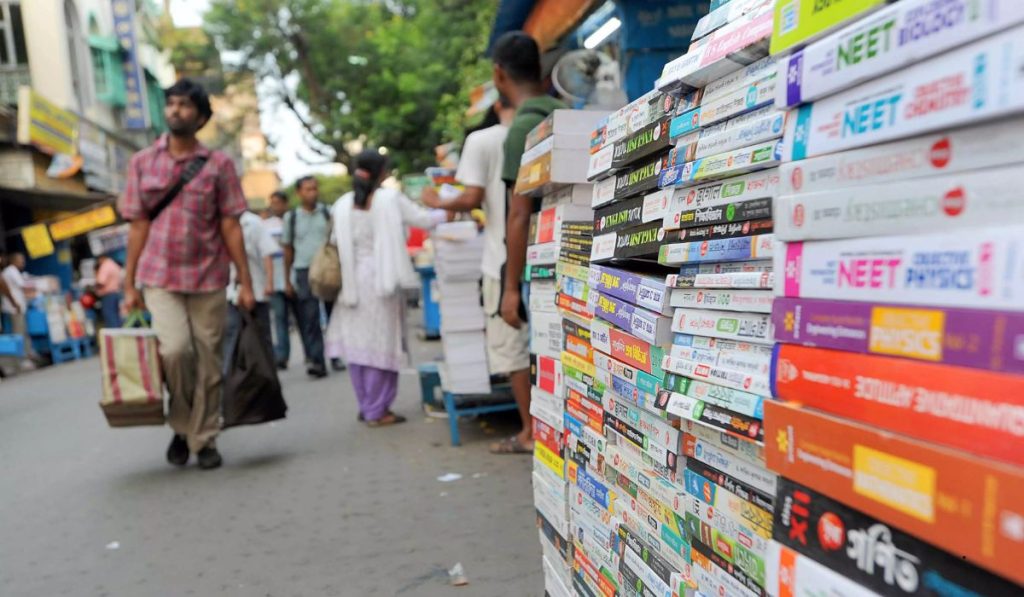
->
[324, 150, 446, 426]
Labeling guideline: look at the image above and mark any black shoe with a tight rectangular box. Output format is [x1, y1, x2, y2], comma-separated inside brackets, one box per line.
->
[197, 446, 223, 470]
[331, 358, 346, 372]
[307, 365, 327, 378]
[167, 434, 189, 466]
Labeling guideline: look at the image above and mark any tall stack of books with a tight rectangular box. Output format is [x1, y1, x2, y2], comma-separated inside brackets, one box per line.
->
[433, 221, 490, 394]
[517, 109, 607, 597]
[766, 0, 1024, 592]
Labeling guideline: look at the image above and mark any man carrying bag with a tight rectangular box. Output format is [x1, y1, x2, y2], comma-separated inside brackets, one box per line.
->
[119, 78, 254, 470]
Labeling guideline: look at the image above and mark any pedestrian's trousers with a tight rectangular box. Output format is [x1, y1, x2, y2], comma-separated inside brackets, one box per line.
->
[268, 291, 290, 364]
[349, 364, 398, 421]
[145, 288, 226, 453]
[99, 293, 123, 328]
[290, 269, 325, 368]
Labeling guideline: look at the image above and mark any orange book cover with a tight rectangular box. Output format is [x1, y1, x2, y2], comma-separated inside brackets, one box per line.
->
[773, 344, 1024, 466]
[765, 400, 1024, 585]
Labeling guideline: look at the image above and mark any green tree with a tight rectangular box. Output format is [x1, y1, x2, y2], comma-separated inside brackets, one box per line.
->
[204, 0, 497, 174]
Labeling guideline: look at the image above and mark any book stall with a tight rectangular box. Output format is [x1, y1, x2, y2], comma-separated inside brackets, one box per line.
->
[520, 0, 1024, 595]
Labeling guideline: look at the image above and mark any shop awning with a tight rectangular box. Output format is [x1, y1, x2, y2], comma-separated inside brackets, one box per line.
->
[489, 0, 599, 52]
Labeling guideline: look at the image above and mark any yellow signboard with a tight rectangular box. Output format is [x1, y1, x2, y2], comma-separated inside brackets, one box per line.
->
[21, 224, 55, 259]
[49, 205, 117, 241]
[17, 87, 78, 156]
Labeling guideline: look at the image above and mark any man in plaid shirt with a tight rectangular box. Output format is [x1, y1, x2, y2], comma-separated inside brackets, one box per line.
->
[120, 79, 255, 470]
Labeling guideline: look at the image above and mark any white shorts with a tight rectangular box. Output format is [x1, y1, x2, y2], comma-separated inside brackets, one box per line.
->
[482, 275, 530, 375]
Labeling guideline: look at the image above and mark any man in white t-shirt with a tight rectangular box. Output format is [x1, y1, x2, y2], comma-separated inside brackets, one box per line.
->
[223, 210, 280, 367]
[422, 98, 532, 453]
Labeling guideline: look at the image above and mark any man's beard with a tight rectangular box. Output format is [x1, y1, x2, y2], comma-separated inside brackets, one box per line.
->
[167, 120, 199, 136]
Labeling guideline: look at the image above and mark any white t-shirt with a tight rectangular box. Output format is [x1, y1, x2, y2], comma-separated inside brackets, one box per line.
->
[262, 215, 286, 292]
[229, 211, 281, 304]
[456, 123, 509, 280]
[1, 265, 26, 314]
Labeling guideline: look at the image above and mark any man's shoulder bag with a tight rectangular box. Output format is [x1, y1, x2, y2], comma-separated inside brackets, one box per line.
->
[147, 156, 209, 222]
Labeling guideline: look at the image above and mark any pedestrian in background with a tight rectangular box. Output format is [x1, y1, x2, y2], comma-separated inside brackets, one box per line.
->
[325, 149, 446, 426]
[120, 78, 254, 470]
[0, 252, 35, 372]
[94, 254, 124, 328]
[264, 191, 290, 369]
[223, 208, 279, 367]
[281, 177, 342, 378]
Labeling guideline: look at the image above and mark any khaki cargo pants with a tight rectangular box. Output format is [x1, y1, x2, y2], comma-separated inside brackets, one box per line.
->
[145, 288, 227, 453]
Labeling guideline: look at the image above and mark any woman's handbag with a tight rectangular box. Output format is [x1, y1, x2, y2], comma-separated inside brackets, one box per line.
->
[309, 240, 341, 301]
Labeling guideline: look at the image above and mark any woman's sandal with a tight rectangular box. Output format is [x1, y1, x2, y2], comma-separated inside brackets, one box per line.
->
[489, 435, 533, 454]
[365, 412, 407, 427]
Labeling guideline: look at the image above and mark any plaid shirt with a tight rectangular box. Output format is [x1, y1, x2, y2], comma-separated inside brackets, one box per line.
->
[119, 135, 248, 292]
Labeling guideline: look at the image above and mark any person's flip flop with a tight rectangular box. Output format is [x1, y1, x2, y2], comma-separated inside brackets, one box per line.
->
[490, 436, 533, 454]
[365, 413, 407, 428]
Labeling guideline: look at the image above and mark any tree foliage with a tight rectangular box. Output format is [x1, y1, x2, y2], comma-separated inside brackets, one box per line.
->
[205, 0, 497, 174]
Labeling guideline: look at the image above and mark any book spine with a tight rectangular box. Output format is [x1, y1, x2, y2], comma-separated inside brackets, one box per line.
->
[764, 400, 1024, 586]
[772, 343, 1024, 466]
[778, 0, 1024, 108]
[663, 354, 772, 397]
[669, 344, 770, 378]
[660, 140, 782, 189]
[671, 288, 773, 313]
[699, 74, 777, 128]
[671, 307, 774, 344]
[778, 118, 1024, 195]
[665, 168, 780, 230]
[662, 390, 764, 443]
[783, 24, 1024, 161]
[773, 476, 1024, 596]
[765, 542, 881, 597]
[683, 432, 777, 496]
[777, 228, 1024, 311]
[776, 164, 1024, 242]
[696, 107, 785, 159]
[591, 319, 666, 376]
[773, 297, 1024, 374]
[658, 234, 775, 266]
[663, 372, 765, 419]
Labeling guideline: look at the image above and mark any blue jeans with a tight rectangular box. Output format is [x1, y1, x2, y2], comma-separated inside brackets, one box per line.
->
[269, 291, 290, 365]
[100, 293, 123, 328]
[291, 269, 325, 369]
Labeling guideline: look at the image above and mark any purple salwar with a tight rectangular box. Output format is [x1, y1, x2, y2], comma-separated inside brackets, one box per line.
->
[349, 364, 399, 421]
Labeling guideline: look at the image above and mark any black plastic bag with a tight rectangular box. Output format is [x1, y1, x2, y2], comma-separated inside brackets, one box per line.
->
[222, 310, 287, 427]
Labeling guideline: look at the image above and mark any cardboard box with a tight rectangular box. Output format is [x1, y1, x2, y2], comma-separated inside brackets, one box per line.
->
[769, 0, 890, 56]
[773, 477, 1023, 596]
[670, 288, 773, 313]
[589, 264, 673, 315]
[658, 233, 775, 267]
[784, 24, 1024, 161]
[660, 140, 782, 189]
[776, 226, 1024, 311]
[772, 343, 1024, 467]
[696, 107, 785, 159]
[765, 400, 1024, 585]
[594, 292, 673, 346]
[664, 168, 780, 230]
[663, 370, 765, 420]
[778, 0, 1024, 108]
[765, 541, 882, 597]
[772, 296, 1024, 374]
[775, 163, 1024, 241]
[779, 116, 1024, 195]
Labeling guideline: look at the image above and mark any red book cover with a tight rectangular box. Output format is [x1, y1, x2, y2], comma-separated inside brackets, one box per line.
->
[772, 343, 1024, 466]
[764, 400, 1024, 585]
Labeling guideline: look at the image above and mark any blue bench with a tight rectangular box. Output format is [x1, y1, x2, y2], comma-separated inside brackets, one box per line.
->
[418, 362, 518, 446]
[49, 337, 94, 364]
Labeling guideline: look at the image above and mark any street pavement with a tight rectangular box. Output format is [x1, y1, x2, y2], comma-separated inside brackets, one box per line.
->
[0, 321, 542, 596]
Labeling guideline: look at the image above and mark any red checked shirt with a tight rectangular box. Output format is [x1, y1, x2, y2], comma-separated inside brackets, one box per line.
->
[119, 135, 248, 293]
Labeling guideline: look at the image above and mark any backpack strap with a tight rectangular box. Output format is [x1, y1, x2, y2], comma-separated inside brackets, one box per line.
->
[148, 156, 209, 222]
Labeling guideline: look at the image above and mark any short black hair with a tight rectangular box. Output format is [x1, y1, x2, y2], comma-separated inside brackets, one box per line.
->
[492, 32, 541, 84]
[295, 175, 317, 191]
[164, 78, 213, 121]
[270, 190, 288, 202]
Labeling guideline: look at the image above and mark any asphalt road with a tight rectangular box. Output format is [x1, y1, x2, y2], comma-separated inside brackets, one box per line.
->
[0, 325, 542, 597]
